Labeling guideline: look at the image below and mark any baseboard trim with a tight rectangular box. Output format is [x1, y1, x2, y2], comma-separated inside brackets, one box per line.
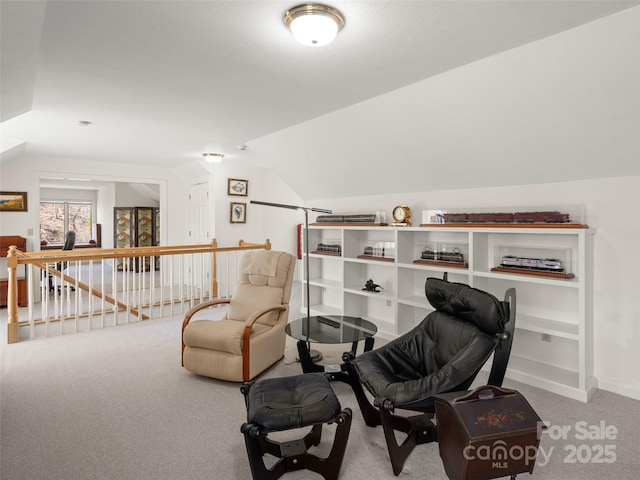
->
[597, 378, 640, 401]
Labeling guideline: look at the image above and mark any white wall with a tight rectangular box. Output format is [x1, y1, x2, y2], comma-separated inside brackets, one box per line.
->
[0, 155, 186, 250]
[114, 183, 159, 208]
[0, 152, 302, 258]
[307, 175, 640, 400]
[96, 183, 115, 248]
[40, 187, 97, 204]
[212, 162, 303, 258]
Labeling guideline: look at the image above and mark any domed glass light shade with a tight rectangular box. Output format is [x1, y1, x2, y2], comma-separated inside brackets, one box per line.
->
[284, 4, 345, 47]
[202, 153, 224, 163]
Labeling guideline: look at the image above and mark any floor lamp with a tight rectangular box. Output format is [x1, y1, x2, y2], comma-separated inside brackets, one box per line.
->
[250, 200, 332, 361]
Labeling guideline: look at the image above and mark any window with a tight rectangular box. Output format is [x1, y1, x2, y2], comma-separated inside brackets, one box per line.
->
[40, 201, 93, 244]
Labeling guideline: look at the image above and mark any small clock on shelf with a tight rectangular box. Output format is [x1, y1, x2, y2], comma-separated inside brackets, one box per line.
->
[392, 205, 411, 226]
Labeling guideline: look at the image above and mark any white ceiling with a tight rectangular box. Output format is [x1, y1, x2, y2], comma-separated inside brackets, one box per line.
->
[1, 0, 639, 199]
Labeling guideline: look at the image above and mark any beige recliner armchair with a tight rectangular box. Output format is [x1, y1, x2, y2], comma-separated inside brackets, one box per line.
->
[181, 250, 296, 382]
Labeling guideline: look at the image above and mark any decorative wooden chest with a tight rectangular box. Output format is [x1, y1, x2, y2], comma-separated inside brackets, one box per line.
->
[434, 386, 544, 480]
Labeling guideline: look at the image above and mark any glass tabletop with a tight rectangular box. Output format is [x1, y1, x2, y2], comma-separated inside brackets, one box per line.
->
[285, 315, 377, 344]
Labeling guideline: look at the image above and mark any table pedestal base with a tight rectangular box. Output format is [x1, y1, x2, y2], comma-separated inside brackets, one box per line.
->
[295, 347, 323, 363]
[296, 337, 375, 382]
[309, 348, 323, 362]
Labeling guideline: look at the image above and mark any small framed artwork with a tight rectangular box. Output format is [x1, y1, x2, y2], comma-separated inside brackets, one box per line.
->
[228, 178, 248, 196]
[230, 202, 247, 223]
[0, 191, 28, 212]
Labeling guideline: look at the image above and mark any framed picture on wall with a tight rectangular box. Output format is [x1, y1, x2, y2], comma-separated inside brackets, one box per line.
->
[228, 178, 248, 196]
[0, 192, 28, 212]
[230, 202, 247, 223]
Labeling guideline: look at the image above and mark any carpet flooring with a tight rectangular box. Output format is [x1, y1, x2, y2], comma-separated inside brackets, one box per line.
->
[1, 304, 639, 479]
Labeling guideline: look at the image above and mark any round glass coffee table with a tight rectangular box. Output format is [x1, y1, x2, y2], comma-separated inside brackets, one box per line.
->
[285, 315, 377, 377]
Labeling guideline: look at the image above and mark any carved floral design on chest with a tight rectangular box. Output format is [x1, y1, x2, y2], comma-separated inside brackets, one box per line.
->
[475, 408, 529, 429]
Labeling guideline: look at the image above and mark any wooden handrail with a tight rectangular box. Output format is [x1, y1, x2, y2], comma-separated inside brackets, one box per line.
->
[12, 239, 271, 264]
[5, 238, 271, 344]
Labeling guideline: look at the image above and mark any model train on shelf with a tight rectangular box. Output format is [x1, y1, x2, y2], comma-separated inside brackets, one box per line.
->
[421, 247, 465, 264]
[439, 211, 571, 224]
[499, 255, 565, 273]
[362, 246, 395, 258]
[316, 214, 379, 223]
[314, 243, 342, 255]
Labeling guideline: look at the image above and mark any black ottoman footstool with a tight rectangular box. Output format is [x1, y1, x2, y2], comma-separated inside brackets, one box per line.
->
[240, 372, 352, 480]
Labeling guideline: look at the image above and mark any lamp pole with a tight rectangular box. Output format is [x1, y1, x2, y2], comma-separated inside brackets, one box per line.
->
[250, 200, 332, 358]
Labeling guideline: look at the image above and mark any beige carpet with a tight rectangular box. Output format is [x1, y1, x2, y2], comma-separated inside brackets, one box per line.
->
[1, 310, 639, 479]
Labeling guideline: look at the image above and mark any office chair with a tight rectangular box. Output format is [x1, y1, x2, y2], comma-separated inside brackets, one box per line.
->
[48, 231, 76, 293]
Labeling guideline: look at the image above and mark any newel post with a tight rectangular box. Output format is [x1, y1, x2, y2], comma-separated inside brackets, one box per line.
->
[6, 245, 19, 343]
[211, 238, 218, 298]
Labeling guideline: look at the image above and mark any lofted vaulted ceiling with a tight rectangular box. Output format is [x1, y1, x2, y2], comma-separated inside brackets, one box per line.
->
[2, 0, 639, 199]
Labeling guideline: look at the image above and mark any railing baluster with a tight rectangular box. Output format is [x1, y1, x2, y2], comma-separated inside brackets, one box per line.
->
[224, 252, 230, 299]
[88, 259, 93, 330]
[100, 258, 105, 328]
[137, 258, 142, 321]
[149, 256, 154, 319]
[73, 259, 79, 334]
[179, 255, 184, 311]
[169, 255, 174, 316]
[38, 264, 46, 339]
[190, 253, 194, 305]
[53, 263, 59, 335]
[157, 256, 163, 317]
[112, 261, 117, 325]
[47, 270, 52, 337]
[139, 257, 144, 320]
[133, 259, 138, 322]
[27, 264, 35, 340]
[201, 252, 207, 301]
[130, 257, 135, 322]
[124, 258, 130, 324]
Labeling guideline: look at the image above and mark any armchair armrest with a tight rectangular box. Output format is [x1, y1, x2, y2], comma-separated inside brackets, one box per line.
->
[182, 298, 231, 332]
[241, 304, 288, 382]
[244, 304, 287, 327]
[182, 298, 232, 367]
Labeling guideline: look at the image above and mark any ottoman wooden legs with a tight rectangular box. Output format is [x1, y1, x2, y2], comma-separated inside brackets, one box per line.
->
[241, 373, 352, 480]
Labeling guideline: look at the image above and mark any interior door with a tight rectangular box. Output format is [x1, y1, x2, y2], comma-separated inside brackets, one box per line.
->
[188, 182, 211, 244]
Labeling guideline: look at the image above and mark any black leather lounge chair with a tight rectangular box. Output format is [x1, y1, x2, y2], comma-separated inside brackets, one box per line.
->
[344, 276, 516, 475]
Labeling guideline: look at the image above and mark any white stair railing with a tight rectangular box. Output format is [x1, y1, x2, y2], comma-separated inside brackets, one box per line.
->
[5, 239, 271, 343]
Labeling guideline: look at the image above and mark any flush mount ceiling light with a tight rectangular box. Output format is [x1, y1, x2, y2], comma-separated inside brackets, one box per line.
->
[202, 153, 225, 163]
[284, 3, 345, 47]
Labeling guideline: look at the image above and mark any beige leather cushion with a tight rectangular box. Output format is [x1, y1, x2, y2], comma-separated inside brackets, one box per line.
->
[228, 251, 293, 326]
[227, 284, 283, 326]
[183, 346, 244, 382]
[183, 319, 271, 355]
[238, 251, 292, 289]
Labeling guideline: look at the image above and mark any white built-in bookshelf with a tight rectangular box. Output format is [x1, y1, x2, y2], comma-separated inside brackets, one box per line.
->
[302, 224, 595, 402]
